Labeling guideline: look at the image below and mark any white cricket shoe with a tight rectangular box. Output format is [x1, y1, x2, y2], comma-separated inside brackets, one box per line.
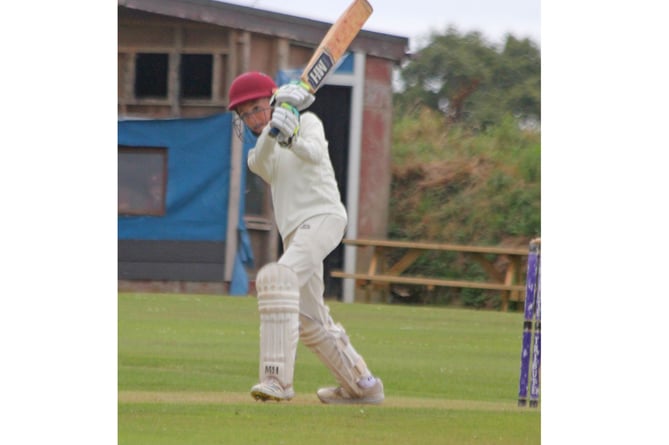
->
[317, 378, 384, 405]
[250, 379, 295, 402]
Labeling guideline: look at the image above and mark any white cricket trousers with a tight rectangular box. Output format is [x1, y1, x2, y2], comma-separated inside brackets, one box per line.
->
[277, 214, 346, 324]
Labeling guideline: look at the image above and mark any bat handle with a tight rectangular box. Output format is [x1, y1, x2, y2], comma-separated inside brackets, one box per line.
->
[269, 127, 280, 138]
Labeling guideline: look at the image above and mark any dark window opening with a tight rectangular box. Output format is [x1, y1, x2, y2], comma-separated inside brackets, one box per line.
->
[134, 53, 168, 98]
[118, 146, 168, 216]
[180, 54, 213, 99]
[245, 166, 267, 216]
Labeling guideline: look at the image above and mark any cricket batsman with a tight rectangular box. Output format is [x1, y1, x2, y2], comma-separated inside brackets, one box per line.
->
[227, 71, 384, 404]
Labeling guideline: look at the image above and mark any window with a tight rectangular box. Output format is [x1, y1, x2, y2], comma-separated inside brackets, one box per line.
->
[180, 54, 213, 99]
[118, 146, 167, 216]
[129, 52, 218, 101]
[134, 53, 168, 98]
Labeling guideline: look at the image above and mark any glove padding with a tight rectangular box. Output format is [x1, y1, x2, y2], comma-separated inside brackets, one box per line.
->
[272, 81, 315, 111]
[270, 102, 300, 147]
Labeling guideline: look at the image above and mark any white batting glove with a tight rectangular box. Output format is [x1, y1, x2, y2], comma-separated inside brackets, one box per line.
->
[270, 103, 300, 147]
[272, 81, 315, 111]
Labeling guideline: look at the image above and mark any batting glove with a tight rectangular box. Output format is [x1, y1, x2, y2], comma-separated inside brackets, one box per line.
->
[272, 81, 315, 111]
[270, 102, 300, 147]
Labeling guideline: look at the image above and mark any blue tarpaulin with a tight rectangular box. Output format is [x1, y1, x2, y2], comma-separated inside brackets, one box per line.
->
[118, 112, 254, 294]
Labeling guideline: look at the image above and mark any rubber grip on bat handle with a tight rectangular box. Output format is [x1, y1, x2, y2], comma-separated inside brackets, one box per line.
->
[269, 127, 280, 138]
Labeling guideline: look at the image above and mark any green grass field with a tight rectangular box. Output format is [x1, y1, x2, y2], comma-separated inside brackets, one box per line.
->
[118, 292, 540, 444]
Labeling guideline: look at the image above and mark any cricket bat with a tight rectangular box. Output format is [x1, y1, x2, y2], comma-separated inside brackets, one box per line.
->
[299, 0, 373, 93]
[270, 0, 373, 136]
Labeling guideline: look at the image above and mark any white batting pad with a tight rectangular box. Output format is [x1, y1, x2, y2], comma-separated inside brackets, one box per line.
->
[256, 263, 300, 389]
[299, 314, 371, 397]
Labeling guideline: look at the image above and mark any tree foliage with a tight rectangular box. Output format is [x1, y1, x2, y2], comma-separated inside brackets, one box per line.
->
[395, 27, 541, 130]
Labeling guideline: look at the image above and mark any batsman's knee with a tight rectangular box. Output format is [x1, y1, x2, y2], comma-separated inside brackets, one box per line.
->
[255, 263, 300, 312]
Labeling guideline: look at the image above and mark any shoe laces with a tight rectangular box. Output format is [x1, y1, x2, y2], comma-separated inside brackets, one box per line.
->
[267, 379, 285, 390]
[357, 376, 377, 389]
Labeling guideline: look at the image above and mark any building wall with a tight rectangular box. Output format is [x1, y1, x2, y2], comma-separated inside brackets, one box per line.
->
[118, 8, 233, 118]
[117, 8, 320, 119]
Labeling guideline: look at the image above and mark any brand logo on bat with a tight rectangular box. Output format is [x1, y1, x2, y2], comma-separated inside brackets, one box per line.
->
[306, 52, 334, 90]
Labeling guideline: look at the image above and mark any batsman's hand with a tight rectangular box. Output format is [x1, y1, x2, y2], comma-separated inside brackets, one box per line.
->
[272, 81, 315, 111]
[270, 102, 300, 147]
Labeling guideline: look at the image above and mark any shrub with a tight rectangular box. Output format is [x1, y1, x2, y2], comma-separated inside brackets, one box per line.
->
[389, 108, 540, 306]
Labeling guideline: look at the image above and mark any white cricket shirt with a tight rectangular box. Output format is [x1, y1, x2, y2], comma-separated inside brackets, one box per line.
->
[247, 112, 348, 240]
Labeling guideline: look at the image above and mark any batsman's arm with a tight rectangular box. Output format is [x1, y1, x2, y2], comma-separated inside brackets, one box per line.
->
[248, 127, 278, 182]
[288, 112, 326, 164]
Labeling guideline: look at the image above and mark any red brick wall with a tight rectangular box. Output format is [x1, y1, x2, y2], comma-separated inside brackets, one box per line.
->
[358, 56, 394, 239]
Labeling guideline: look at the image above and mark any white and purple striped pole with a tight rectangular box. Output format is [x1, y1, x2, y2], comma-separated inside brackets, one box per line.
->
[518, 238, 540, 407]
[529, 250, 541, 407]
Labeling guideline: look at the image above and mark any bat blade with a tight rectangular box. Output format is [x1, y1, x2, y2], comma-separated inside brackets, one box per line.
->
[301, 0, 373, 92]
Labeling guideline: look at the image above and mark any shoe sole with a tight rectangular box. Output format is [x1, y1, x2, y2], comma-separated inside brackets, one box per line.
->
[317, 394, 384, 405]
[251, 389, 293, 402]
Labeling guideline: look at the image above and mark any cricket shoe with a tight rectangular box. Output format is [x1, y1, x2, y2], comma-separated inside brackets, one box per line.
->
[250, 379, 295, 402]
[317, 377, 384, 405]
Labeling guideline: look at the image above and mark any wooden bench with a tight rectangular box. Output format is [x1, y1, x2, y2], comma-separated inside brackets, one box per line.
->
[330, 238, 529, 311]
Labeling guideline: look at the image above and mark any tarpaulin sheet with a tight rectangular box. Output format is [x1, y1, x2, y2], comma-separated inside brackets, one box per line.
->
[118, 112, 254, 294]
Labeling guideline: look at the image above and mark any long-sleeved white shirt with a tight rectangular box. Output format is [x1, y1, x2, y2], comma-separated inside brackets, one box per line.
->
[247, 111, 347, 240]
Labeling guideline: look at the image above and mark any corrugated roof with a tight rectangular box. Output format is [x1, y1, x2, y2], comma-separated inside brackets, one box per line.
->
[118, 0, 409, 62]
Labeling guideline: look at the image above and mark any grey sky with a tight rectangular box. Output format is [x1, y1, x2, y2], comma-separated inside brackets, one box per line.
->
[219, 0, 540, 50]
